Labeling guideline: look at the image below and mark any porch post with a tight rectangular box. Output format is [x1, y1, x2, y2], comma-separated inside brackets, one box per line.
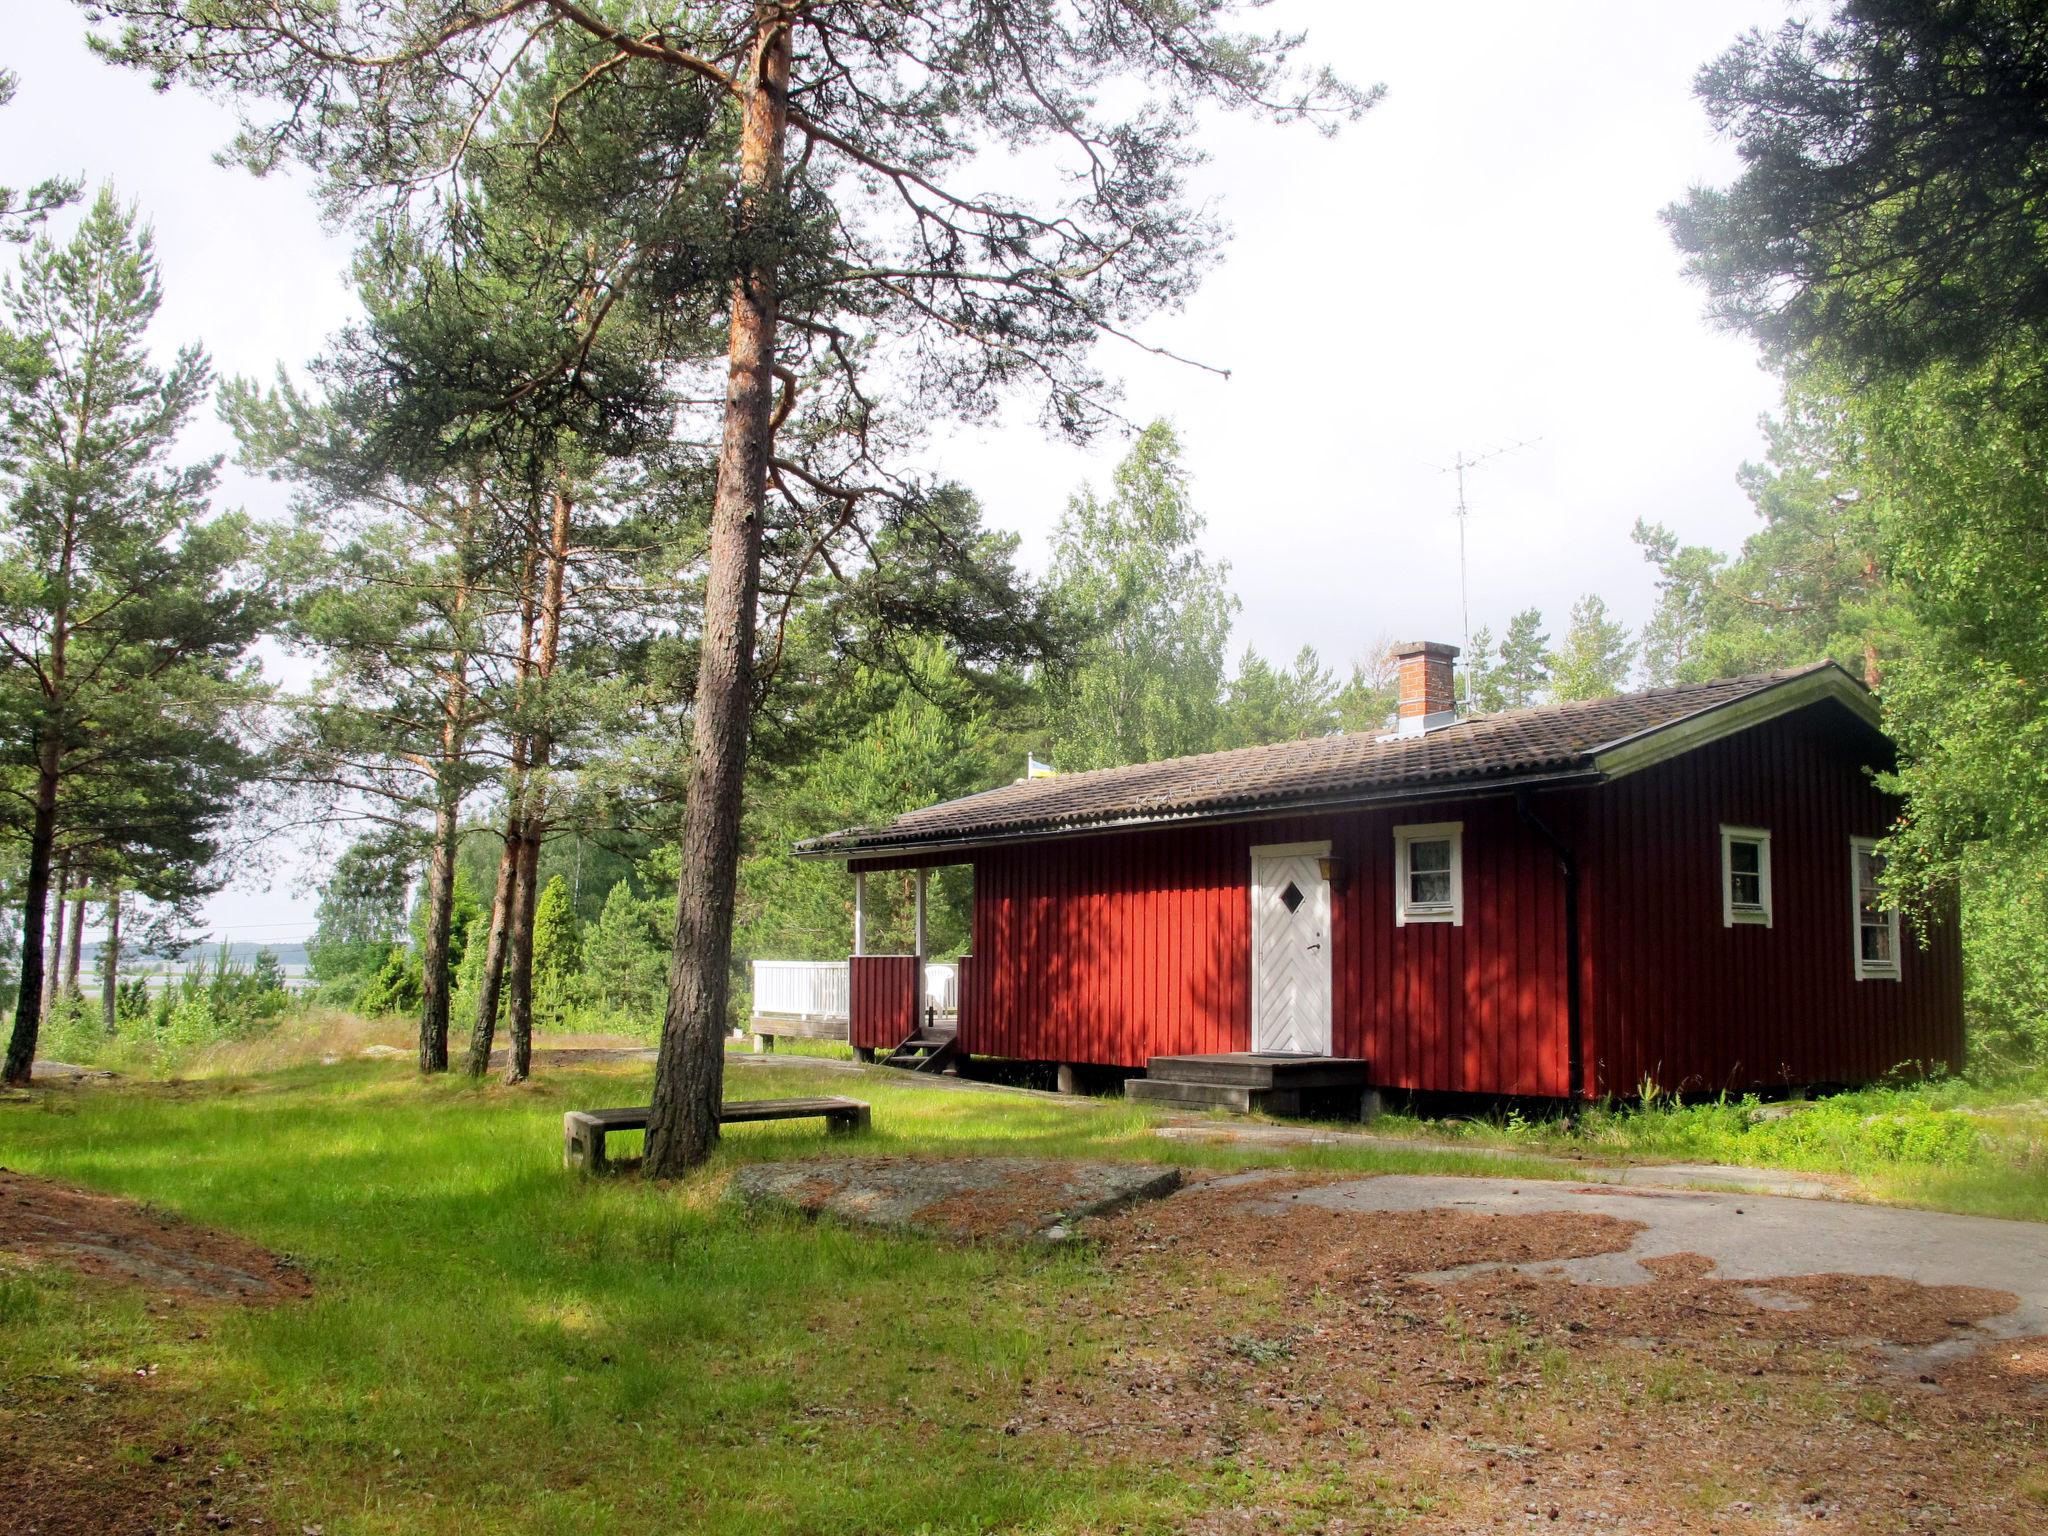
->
[914, 867, 928, 960]
[853, 869, 866, 957]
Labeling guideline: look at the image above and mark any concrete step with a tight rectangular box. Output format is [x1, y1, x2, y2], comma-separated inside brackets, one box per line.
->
[1125, 1078, 1255, 1112]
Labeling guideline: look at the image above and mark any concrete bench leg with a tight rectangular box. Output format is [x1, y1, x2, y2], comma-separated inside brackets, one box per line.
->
[826, 1104, 871, 1136]
[564, 1112, 609, 1173]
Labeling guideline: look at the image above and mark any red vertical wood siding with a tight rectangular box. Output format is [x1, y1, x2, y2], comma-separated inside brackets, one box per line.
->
[857, 705, 1962, 1096]
[848, 954, 921, 1050]
[1577, 708, 1963, 1095]
[953, 954, 975, 1037]
[960, 804, 1572, 1093]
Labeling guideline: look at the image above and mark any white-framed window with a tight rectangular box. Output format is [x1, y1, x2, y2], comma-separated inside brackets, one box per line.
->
[1720, 825, 1772, 927]
[1394, 821, 1463, 926]
[1851, 837, 1901, 981]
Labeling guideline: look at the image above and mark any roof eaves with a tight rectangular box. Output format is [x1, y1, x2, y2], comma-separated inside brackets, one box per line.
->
[1589, 662, 1878, 782]
[793, 763, 1604, 862]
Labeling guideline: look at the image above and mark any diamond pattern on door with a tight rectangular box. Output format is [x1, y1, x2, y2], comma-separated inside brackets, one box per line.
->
[1251, 844, 1333, 1056]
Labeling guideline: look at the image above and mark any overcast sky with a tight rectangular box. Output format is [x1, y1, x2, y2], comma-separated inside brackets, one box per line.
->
[5, 0, 1792, 945]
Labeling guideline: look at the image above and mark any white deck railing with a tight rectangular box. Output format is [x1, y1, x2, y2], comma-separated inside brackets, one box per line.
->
[751, 959, 851, 1021]
[749, 958, 958, 1021]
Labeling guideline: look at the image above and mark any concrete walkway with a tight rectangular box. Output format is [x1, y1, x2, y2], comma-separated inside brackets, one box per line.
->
[1153, 1119, 1841, 1198]
[1244, 1173, 2048, 1343]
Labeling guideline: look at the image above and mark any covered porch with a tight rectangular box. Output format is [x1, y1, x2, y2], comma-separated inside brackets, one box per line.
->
[843, 860, 972, 1063]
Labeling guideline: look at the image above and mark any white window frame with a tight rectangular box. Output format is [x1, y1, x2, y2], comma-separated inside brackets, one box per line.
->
[1851, 836, 1901, 982]
[1720, 825, 1773, 928]
[1394, 821, 1463, 926]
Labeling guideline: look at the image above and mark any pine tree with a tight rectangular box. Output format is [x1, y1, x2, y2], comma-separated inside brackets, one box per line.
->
[1046, 423, 1237, 768]
[0, 71, 79, 242]
[1495, 610, 1551, 709]
[0, 190, 271, 1085]
[95, 0, 1371, 1172]
[1334, 637, 1400, 735]
[1548, 596, 1635, 703]
[1220, 646, 1340, 746]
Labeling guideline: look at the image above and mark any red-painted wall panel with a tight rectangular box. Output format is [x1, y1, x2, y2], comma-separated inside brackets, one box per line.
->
[960, 803, 1573, 1093]
[1577, 706, 1963, 1094]
[848, 954, 921, 1050]
[873, 705, 1963, 1096]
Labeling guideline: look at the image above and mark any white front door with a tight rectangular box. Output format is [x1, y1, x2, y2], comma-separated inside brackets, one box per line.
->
[1250, 841, 1333, 1055]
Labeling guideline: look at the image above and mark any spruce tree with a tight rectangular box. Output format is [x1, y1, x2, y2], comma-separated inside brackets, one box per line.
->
[1495, 609, 1552, 709]
[1464, 625, 1501, 713]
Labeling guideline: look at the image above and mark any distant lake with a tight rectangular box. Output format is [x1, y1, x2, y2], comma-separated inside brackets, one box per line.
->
[73, 940, 316, 991]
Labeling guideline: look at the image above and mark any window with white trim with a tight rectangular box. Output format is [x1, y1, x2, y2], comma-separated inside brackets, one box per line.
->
[1720, 826, 1772, 927]
[1394, 822, 1463, 926]
[1852, 837, 1900, 981]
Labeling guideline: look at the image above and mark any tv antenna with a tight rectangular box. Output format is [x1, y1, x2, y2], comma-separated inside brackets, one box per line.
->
[1430, 438, 1540, 703]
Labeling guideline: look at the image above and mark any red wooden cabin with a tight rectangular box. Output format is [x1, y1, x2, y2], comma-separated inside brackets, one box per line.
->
[798, 645, 1962, 1102]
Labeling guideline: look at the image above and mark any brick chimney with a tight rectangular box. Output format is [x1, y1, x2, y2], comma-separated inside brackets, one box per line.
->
[1392, 640, 1459, 737]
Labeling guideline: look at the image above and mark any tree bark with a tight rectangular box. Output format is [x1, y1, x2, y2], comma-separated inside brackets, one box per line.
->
[64, 892, 85, 998]
[41, 861, 70, 1025]
[417, 599, 473, 1073]
[464, 801, 521, 1078]
[3, 769, 60, 1085]
[464, 530, 540, 1079]
[417, 777, 462, 1073]
[501, 479, 572, 1087]
[501, 830, 540, 1085]
[101, 892, 121, 1036]
[645, 15, 792, 1177]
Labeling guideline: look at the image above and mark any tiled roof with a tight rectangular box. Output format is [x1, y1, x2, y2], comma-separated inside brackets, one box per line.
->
[797, 662, 1858, 858]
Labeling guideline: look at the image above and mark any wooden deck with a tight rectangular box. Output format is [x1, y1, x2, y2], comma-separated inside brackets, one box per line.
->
[1127, 1054, 1378, 1119]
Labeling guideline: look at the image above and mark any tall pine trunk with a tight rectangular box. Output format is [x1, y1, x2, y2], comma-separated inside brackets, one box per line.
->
[41, 861, 70, 1024]
[501, 832, 541, 1084]
[464, 801, 522, 1078]
[101, 892, 121, 1036]
[417, 778, 462, 1073]
[466, 532, 539, 1078]
[3, 762, 61, 1084]
[645, 17, 791, 1177]
[64, 894, 85, 998]
[417, 517, 475, 1073]
[501, 480, 572, 1087]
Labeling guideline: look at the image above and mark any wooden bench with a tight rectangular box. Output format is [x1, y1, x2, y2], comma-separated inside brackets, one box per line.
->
[563, 1096, 872, 1172]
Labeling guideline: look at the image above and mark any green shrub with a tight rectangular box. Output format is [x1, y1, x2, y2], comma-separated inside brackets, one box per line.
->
[354, 944, 422, 1018]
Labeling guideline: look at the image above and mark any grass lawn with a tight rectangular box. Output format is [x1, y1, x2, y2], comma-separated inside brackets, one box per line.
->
[0, 1051, 1566, 1536]
[1351, 1070, 2048, 1222]
[5, 1031, 2044, 1533]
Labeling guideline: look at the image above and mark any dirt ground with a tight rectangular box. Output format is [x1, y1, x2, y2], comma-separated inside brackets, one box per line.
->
[0, 1171, 307, 1534]
[1, 1381, 279, 1536]
[7, 1162, 2045, 1532]
[0, 1170, 311, 1304]
[1033, 1173, 2048, 1533]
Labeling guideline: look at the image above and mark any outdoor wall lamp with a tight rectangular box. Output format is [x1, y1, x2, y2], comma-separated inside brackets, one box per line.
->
[1318, 854, 1346, 890]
